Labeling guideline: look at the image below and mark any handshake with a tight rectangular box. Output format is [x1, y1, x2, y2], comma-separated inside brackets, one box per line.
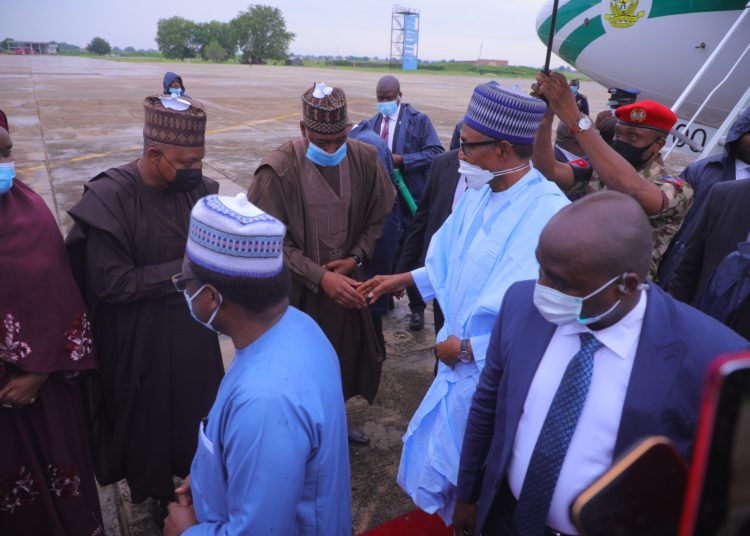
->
[319, 260, 414, 310]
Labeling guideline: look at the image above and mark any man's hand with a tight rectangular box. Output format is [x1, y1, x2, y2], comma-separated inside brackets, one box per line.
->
[175, 475, 192, 508]
[323, 257, 357, 276]
[535, 72, 580, 127]
[453, 501, 478, 536]
[164, 501, 197, 536]
[392, 154, 404, 169]
[435, 336, 461, 368]
[358, 273, 413, 303]
[0, 373, 47, 408]
[320, 271, 366, 309]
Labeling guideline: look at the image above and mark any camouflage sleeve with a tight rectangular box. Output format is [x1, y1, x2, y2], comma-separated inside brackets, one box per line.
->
[654, 176, 694, 221]
[649, 175, 694, 278]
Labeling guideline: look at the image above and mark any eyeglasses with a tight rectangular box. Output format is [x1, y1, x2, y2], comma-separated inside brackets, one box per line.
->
[172, 272, 196, 293]
[459, 139, 514, 155]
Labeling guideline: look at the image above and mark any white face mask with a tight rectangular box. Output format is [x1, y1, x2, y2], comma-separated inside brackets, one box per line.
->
[458, 160, 530, 190]
[533, 273, 643, 326]
[183, 284, 223, 333]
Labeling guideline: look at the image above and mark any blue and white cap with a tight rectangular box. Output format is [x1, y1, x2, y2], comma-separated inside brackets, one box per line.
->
[187, 193, 286, 278]
[463, 81, 547, 144]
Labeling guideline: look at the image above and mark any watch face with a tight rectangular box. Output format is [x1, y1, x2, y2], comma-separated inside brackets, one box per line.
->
[578, 116, 592, 130]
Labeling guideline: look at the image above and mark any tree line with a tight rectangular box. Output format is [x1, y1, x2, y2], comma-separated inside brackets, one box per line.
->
[156, 5, 295, 64]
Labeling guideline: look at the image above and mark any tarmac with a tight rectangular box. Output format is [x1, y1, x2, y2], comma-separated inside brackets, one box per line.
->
[0, 55, 611, 534]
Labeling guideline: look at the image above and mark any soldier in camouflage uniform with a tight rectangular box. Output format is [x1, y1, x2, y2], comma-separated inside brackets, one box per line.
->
[531, 71, 693, 280]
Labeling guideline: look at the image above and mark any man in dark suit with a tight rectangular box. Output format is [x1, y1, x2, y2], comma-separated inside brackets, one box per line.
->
[670, 179, 750, 338]
[453, 191, 748, 536]
[659, 108, 750, 288]
[370, 75, 444, 330]
[397, 148, 462, 337]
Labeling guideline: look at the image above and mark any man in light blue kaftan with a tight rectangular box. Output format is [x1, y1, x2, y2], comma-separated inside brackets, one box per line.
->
[360, 81, 569, 523]
[163, 193, 351, 536]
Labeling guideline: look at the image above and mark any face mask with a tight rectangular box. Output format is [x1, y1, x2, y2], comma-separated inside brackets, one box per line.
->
[378, 100, 398, 117]
[169, 87, 183, 96]
[160, 154, 203, 192]
[533, 273, 627, 326]
[306, 140, 347, 167]
[0, 161, 15, 194]
[183, 284, 223, 332]
[458, 160, 530, 190]
[612, 140, 653, 169]
[571, 86, 578, 94]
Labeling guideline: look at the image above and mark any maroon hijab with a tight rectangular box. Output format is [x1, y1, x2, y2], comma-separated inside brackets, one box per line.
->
[0, 158, 96, 379]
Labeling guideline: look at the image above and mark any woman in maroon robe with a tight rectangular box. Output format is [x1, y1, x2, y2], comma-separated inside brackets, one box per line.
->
[0, 114, 104, 535]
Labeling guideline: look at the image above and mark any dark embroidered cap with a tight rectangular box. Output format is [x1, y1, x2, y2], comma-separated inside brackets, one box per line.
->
[143, 95, 206, 147]
[302, 82, 349, 135]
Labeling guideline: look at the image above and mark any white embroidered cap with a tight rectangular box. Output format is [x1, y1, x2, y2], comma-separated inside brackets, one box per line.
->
[186, 193, 286, 278]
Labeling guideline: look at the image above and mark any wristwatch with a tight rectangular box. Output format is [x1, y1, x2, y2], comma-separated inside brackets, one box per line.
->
[458, 339, 473, 363]
[569, 115, 592, 135]
[351, 254, 363, 270]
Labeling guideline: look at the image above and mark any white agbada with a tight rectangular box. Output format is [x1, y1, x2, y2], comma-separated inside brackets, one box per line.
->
[399, 167, 569, 523]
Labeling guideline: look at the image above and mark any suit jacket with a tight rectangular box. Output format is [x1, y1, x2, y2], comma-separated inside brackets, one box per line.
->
[670, 179, 750, 304]
[457, 280, 748, 531]
[396, 149, 461, 272]
[658, 107, 750, 288]
[370, 103, 444, 206]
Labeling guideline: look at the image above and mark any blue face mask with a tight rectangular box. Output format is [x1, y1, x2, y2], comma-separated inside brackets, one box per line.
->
[183, 284, 223, 332]
[169, 87, 183, 96]
[533, 273, 625, 326]
[377, 100, 398, 117]
[306, 141, 347, 167]
[571, 86, 579, 95]
[0, 162, 15, 194]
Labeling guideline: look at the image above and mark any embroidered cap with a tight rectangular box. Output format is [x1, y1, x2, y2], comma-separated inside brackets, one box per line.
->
[302, 82, 350, 135]
[187, 193, 286, 278]
[615, 100, 677, 134]
[463, 81, 548, 144]
[143, 94, 207, 147]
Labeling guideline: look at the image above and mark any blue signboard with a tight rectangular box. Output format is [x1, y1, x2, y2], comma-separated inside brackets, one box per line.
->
[403, 14, 418, 70]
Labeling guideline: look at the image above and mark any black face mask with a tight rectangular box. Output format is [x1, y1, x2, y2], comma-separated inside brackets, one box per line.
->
[166, 168, 203, 193]
[612, 140, 653, 169]
[159, 153, 203, 192]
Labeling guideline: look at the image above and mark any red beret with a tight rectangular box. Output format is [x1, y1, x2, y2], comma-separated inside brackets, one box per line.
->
[615, 100, 677, 134]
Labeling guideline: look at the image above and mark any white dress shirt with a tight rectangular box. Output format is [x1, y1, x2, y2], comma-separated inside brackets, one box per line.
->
[452, 175, 468, 210]
[507, 291, 648, 534]
[736, 158, 750, 181]
[379, 104, 400, 152]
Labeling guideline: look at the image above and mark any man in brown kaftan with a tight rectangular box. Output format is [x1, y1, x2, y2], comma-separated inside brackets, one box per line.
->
[248, 82, 395, 445]
[65, 96, 224, 519]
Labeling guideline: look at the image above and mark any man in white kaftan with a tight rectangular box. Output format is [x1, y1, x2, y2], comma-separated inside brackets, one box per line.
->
[360, 81, 569, 522]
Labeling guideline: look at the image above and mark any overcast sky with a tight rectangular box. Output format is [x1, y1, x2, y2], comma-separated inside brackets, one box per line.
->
[1, 0, 563, 67]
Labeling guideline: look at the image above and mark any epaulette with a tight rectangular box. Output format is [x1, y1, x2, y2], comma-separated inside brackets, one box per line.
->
[660, 176, 684, 191]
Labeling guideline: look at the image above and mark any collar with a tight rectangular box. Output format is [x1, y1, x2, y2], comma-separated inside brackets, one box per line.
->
[736, 158, 750, 172]
[558, 290, 648, 359]
[638, 157, 668, 180]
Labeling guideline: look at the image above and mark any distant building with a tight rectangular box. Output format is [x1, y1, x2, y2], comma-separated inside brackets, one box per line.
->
[8, 42, 58, 55]
[476, 59, 508, 67]
[456, 59, 509, 67]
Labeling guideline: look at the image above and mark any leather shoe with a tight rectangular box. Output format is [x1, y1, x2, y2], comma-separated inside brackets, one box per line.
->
[348, 428, 370, 446]
[409, 311, 425, 331]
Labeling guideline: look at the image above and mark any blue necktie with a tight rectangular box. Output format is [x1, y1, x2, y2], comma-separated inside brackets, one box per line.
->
[513, 332, 604, 535]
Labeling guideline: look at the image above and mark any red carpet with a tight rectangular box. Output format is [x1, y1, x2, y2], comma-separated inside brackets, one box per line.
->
[361, 508, 454, 536]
